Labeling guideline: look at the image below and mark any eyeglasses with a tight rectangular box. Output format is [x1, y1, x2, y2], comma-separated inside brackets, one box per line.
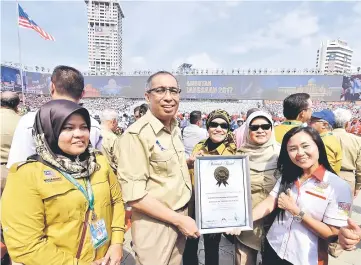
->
[147, 87, 181, 97]
[209, 122, 228, 130]
[249, 124, 272, 131]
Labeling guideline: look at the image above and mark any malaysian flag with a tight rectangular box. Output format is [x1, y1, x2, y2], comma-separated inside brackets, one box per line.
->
[18, 4, 55, 41]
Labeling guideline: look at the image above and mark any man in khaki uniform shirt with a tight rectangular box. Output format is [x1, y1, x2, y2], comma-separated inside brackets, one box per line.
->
[310, 110, 342, 174]
[333, 108, 361, 197]
[275, 93, 312, 143]
[116, 71, 199, 265]
[100, 109, 120, 173]
[0, 92, 21, 195]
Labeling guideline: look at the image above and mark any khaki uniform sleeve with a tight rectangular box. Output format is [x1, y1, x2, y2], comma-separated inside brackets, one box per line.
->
[102, 135, 118, 173]
[189, 143, 203, 186]
[335, 141, 342, 175]
[1, 169, 88, 265]
[116, 133, 149, 203]
[355, 145, 361, 190]
[325, 141, 341, 174]
[107, 162, 125, 244]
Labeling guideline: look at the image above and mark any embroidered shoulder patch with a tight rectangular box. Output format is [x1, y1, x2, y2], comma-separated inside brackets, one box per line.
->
[338, 202, 351, 216]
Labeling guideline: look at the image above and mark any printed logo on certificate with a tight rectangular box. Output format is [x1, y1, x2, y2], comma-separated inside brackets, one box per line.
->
[194, 155, 253, 234]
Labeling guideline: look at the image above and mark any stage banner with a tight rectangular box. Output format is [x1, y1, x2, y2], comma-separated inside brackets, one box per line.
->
[0, 66, 23, 92]
[341, 75, 361, 101]
[24, 71, 51, 94]
[180, 75, 343, 101]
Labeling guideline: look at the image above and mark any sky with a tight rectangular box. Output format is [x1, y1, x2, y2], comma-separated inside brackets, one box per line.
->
[1, 0, 361, 72]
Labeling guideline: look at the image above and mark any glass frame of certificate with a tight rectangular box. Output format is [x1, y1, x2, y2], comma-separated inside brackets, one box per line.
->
[194, 155, 253, 234]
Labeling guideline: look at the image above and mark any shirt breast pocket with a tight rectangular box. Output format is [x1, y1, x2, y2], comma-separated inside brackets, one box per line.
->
[150, 150, 175, 178]
[302, 190, 328, 220]
[43, 185, 82, 224]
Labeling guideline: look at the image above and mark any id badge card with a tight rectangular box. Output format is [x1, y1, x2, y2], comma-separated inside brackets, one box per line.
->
[90, 219, 109, 249]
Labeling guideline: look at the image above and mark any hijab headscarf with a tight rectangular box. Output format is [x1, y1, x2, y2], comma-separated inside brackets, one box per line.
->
[239, 111, 280, 172]
[33, 100, 98, 178]
[205, 109, 236, 151]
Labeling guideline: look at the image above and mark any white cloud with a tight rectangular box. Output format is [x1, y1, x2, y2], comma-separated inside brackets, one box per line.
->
[172, 53, 219, 69]
[225, 1, 242, 7]
[353, 2, 361, 15]
[268, 9, 319, 39]
[218, 11, 230, 19]
[229, 6, 319, 55]
[2, 1, 360, 72]
[128, 56, 147, 69]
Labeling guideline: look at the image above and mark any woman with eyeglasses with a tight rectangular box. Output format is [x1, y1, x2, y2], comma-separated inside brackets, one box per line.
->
[251, 126, 352, 265]
[231, 111, 280, 265]
[1, 100, 125, 265]
[183, 109, 237, 265]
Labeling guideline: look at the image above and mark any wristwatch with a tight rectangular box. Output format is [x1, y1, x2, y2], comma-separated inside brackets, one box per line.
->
[293, 210, 305, 223]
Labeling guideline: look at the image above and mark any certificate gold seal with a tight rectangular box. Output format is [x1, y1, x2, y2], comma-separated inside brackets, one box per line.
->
[214, 166, 229, 187]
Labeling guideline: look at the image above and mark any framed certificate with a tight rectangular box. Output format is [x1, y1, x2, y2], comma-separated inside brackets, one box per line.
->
[194, 155, 253, 234]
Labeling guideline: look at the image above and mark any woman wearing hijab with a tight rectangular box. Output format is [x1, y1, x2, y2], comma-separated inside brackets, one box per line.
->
[1, 100, 125, 265]
[234, 111, 280, 265]
[183, 109, 237, 265]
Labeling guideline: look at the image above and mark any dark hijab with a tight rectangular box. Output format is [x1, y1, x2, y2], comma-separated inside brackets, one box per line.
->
[33, 100, 98, 178]
[34, 100, 91, 155]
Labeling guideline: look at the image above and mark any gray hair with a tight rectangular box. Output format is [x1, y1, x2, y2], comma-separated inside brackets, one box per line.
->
[145, 71, 178, 91]
[100, 109, 118, 122]
[333, 108, 352, 129]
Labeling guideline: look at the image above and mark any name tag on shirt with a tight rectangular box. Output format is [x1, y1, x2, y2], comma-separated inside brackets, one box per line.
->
[90, 219, 109, 249]
[155, 140, 167, 151]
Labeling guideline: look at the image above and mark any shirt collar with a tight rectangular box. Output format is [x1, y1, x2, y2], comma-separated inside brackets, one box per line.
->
[101, 126, 115, 134]
[320, 131, 333, 138]
[312, 165, 326, 182]
[284, 120, 302, 125]
[0, 108, 17, 114]
[333, 128, 346, 132]
[146, 111, 178, 134]
[202, 140, 227, 155]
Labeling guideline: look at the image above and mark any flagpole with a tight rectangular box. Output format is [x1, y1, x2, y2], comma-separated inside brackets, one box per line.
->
[16, 1, 25, 105]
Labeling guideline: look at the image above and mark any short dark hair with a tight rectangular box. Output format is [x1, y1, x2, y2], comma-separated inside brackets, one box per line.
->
[134, 106, 140, 114]
[139, 103, 149, 116]
[146, 71, 178, 91]
[283, 93, 310, 120]
[190, 110, 202, 124]
[246, 108, 259, 119]
[0, 92, 20, 110]
[51, 65, 84, 100]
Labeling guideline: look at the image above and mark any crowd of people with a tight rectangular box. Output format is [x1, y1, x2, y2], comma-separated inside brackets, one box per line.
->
[1, 65, 361, 265]
[17, 93, 361, 125]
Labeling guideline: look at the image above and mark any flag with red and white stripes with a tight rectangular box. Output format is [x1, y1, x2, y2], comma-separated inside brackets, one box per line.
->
[18, 4, 55, 41]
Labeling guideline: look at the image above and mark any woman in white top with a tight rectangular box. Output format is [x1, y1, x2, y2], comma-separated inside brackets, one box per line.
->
[252, 126, 352, 265]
